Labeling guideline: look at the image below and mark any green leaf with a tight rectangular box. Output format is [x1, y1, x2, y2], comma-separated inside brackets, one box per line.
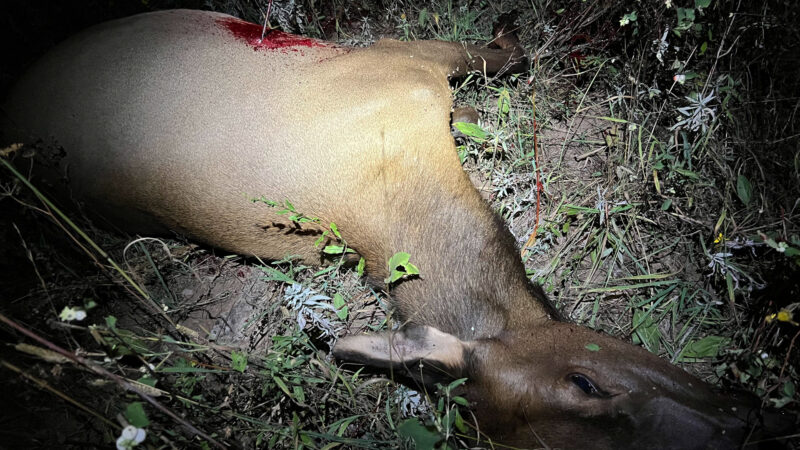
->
[333, 293, 345, 309]
[356, 257, 366, 277]
[273, 375, 293, 398]
[330, 222, 342, 239]
[314, 230, 328, 248]
[313, 266, 337, 277]
[620, 11, 637, 25]
[323, 245, 346, 254]
[454, 408, 468, 433]
[446, 378, 468, 391]
[783, 380, 796, 398]
[231, 351, 248, 373]
[418, 8, 428, 26]
[125, 402, 150, 428]
[385, 252, 420, 284]
[452, 396, 469, 407]
[559, 204, 600, 215]
[453, 122, 488, 141]
[784, 246, 800, 257]
[673, 167, 700, 179]
[329, 415, 359, 437]
[333, 293, 348, 320]
[137, 376, 157, 387]
[695, 0, 711, 9]
[293, 385, 305, 403]
[678, 335, 729, 361]
[661, 199, 672, 211]
[676, 7, 696, 30]
[397, 418, 442, 449]
[632, 310, 661, 353]
[585, 343, 601, 352]
[736, 174, 753, 205]
[258, 265, 296, 284]
[497, 88, 511, 116]
[105, 315, 118, 329]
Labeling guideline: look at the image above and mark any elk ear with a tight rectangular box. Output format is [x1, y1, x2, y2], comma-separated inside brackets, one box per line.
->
[333, 325, 469, 386]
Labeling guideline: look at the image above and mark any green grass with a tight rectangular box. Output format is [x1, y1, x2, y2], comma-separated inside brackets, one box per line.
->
[1, 0, 798, 448]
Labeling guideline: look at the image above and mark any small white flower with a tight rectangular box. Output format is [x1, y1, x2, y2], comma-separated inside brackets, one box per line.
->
[620, 17, 630, 26]
[116, 425, 146, 450]
[760, 352, 769, 359]
[59, 306, 87, 322]
[673, 74, 686, 84]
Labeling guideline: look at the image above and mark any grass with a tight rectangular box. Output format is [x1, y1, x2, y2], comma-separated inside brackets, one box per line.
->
[1, 0, 798, 448]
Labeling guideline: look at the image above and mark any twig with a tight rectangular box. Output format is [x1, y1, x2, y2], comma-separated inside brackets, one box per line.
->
[1, 359, 120, 429]
[0, 312, 228, 449]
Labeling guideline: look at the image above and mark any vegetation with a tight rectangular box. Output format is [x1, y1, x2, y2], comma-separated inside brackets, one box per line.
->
[1, 0, 797, 448]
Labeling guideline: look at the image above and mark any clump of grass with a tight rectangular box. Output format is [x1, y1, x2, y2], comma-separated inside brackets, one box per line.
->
[1, 0, 798, 448]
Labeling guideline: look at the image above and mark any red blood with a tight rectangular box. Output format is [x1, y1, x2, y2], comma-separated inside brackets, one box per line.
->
[216, 17, 327, 51]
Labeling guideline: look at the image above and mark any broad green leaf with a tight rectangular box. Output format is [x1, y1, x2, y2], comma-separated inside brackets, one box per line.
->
[323, 245, 346, 254]
[453, 396, 469, 407]
[125, 402, 150, 428]
[453, 122, 488, 141]
[585, 343, 601, 352]
[386, 252, 420, 284]
[678, 335, 729, 361]
[397, 418, 441, 449]
[736, 174, 752, 205]
[231, 351, 247, 373]
[784, 381, 796, 397]
[333, 293, 348, 320]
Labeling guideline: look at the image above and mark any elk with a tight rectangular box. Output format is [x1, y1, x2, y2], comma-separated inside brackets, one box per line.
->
[1, 9, 786, 449]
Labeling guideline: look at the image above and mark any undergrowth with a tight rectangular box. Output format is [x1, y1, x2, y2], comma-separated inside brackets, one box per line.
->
[1, 0, 798, 448]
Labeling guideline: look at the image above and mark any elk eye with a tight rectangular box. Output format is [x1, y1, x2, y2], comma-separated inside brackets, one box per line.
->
[569, 373, 608, 397]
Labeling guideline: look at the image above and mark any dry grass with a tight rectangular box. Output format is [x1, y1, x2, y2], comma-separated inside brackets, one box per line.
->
[1, 0, 798, 448]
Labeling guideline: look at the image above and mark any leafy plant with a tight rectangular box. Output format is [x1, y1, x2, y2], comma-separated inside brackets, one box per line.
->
[386, 252, 420, 285]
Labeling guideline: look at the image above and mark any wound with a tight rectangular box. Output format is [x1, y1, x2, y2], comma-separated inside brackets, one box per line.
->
[216, 17, 328, 52]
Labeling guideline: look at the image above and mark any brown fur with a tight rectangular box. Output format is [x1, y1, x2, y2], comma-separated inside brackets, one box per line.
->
[3, 10, 788, 448]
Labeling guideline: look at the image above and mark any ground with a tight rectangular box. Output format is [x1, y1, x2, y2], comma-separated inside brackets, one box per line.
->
[0, 0, 798, 448]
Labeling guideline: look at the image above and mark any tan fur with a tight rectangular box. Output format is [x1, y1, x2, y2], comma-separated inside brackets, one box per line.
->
[3, 10, 787, 448]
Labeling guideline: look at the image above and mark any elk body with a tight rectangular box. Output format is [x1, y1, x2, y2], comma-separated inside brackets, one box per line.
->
[2, 9, 782, 449]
